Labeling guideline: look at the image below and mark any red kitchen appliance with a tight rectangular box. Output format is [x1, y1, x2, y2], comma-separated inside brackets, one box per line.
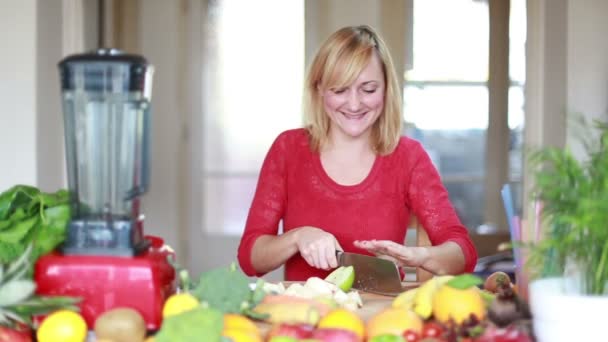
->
[34, 49, 176, 330]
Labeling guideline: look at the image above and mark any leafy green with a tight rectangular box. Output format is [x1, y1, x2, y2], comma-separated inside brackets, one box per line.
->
[0, 244, 81, 327]
[527, 117, 608, 294]
[446, 274, 483, 289]
[0, 185, 70, 268]
[154, 306, 223, 342]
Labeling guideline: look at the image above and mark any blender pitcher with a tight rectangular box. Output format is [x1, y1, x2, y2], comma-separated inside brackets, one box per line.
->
[59, 49, 152, 256]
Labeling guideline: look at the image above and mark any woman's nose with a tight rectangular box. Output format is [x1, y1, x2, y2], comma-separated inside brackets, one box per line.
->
[346, 90, 362, 111]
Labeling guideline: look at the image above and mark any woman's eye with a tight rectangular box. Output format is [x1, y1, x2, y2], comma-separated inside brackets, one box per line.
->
[363, 88, 377, 94]
[332, 88, 346, 94]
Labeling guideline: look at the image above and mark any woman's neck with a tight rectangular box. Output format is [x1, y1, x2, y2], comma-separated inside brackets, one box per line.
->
[323, 129, 374, 157]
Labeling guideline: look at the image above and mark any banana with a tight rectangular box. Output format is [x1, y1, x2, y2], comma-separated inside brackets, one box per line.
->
[392, 287, 418, 309]
[412, 275, 454, 319]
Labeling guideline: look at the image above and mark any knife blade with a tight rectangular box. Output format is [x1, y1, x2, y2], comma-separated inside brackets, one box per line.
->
[336, 251, 406, 296]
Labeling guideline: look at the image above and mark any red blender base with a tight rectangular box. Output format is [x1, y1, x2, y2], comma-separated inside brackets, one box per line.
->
[33, 236, 176, 331]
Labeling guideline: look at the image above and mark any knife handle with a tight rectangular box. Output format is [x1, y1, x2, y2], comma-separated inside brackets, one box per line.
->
[335, 250, 343, 264]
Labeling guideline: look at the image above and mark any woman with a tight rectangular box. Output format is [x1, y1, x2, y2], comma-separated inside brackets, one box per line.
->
[237, 25, 477, 281]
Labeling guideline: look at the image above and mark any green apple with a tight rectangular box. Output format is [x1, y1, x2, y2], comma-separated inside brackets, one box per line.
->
[324, 265, 355, 292]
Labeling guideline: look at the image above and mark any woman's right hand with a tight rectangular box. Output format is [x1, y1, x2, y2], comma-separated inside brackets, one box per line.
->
[294, 226, 343, 270]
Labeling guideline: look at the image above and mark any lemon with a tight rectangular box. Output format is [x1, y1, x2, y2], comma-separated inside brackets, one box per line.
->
[317, 308, 365, 338]
[324, 265, 355, 291]
[37, 310, 88, 342]
[162, 292, 200, 318]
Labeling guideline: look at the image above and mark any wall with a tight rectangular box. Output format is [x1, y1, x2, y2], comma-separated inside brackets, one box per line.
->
[567, 0, 608, 155]
[0, 0, 38, 191]
[138, 0, 184, 259]
[3, 0, 608, 280]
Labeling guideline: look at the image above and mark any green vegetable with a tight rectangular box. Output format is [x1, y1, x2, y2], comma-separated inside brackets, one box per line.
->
[0, 185, 71, 268]
[154, 306, 223, 342]
[446, 274, 483, 289]
[190, 263, 267, 320]
[192, 263, 253, 313]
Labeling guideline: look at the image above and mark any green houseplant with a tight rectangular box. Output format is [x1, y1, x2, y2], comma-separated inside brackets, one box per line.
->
[525, 118, 608, 342]
[527, 118, 608, 295]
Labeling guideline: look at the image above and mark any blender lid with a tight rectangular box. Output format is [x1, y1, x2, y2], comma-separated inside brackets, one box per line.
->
[59, 48, 152, 92]
[60, 48, 148, 65]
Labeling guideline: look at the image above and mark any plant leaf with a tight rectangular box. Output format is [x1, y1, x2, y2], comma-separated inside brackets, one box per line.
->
[0, 280, 36, 307]
[446, 274, 483, 289]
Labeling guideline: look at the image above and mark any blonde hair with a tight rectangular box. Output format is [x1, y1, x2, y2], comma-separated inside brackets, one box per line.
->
[303, 25, 403, 155]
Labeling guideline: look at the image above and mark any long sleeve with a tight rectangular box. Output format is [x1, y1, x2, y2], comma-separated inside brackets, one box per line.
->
[237, 130, 477, 280]
[237, 133, 289, 276]
[405, 141, 478, 272]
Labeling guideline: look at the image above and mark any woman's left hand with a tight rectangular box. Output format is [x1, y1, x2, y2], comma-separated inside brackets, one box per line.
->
[354, 240, 430, 268]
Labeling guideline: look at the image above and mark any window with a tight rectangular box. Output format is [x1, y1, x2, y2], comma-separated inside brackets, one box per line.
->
[404, 0, 526, 231]
[201, 0, 304, 235]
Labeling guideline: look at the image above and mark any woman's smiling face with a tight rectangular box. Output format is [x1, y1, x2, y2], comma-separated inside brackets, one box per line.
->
[321, 52, 386, 141]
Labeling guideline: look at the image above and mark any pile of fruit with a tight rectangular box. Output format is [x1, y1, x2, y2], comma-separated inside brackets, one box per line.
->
[144, 265, 533, 342]
[386, 272, 534, 341]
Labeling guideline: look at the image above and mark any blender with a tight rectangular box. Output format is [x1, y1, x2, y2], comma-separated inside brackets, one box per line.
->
[34, 49, 176, 330]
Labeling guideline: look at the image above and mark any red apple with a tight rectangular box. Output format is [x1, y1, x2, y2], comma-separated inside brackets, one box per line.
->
[402, 329, 420, 342]
[476, 324, 533, 342]
[0, 325, 33, 342]
[311, 328, 361, 342]
[267, 323, 315, 339]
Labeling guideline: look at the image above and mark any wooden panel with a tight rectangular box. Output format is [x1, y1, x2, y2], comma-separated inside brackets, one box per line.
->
[411, 216, 434, 283]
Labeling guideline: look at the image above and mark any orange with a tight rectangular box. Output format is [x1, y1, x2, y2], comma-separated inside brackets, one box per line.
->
[317, 308, 365, 338]
[366, 307, 422, 339]
[432, 284, 486, 325]
[36, 310, 88, 342]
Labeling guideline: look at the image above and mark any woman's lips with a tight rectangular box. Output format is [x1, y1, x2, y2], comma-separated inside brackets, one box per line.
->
[342, 111, 367, 120]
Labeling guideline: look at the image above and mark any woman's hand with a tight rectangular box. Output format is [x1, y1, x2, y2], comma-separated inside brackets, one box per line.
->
[294, 226, 343, 270]
[354, 240, 430, 268]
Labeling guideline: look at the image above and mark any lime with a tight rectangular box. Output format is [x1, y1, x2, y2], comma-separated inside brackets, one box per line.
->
[268, 337, 298, 342]
[369, 334, 406, 342]
[325, 265, 355, 291]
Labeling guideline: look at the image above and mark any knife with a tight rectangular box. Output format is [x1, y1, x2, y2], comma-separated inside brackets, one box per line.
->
[336, 251, 411, 296]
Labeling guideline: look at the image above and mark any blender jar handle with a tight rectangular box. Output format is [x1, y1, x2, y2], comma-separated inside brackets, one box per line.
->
[125, 101, 151, 200]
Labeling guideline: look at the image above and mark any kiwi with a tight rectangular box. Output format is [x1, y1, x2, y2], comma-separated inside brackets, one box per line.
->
[94, 307, 147, 342]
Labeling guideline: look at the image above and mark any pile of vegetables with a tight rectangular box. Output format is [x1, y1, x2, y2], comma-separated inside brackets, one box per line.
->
[154, 263, 267, 341]
[0, 185, 70, 268]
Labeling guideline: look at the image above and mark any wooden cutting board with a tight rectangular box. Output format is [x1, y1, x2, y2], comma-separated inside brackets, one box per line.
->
[354, 282, 419, 321]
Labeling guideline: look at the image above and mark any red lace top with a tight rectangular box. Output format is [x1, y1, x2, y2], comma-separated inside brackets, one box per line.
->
[237, 129, 477, 280]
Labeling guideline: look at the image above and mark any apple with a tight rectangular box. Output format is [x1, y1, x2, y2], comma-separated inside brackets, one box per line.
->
[0, 326, 33, 342]
[311, 328, 361, 342]
[267, 323, 315, 339]
[476, 324, 533, 342]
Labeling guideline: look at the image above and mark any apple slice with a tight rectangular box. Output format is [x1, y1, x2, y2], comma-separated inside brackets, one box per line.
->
[325, 266, 355, 292]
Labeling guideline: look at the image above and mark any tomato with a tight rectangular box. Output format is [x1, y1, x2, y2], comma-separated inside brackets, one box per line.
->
[402, 330, 420, 342]
[421, 321, 445, 338]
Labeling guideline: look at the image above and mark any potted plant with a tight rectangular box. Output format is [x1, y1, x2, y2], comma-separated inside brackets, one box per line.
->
[525, 117, 608, 341]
